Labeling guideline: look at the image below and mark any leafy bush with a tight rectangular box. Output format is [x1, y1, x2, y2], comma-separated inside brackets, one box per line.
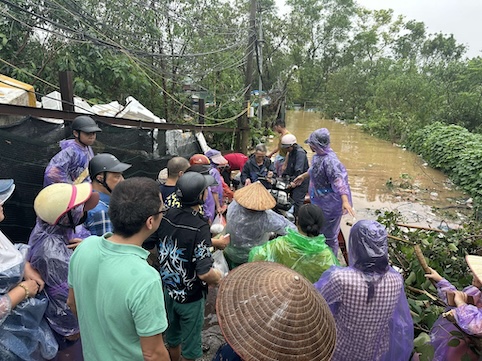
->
[377, 210, 482, 358]
[406, 122, 482, 206]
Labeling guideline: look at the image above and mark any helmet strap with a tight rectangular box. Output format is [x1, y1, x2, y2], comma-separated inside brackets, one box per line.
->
[101, 172, 113, 193]
[74, 130, 88, 147]
[95, 172, 112, 193]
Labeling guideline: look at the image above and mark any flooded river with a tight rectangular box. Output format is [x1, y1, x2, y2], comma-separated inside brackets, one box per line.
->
[274, 110, 471, 231]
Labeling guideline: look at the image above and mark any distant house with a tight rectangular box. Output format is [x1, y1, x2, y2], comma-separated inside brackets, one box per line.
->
[182, 80, 215, 109]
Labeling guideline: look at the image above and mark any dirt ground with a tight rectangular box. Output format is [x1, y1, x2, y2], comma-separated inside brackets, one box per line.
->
[200, 287, 223, 361]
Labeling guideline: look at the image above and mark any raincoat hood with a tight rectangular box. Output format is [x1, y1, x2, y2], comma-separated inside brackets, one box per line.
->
[348, 220, 389, 272]
[306, 128, 331, 155]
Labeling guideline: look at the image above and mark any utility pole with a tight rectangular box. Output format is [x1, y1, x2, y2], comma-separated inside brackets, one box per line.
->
[59, 71, 74, 112]
[238, 0, 257, 154]
[258, 4, 263, 125]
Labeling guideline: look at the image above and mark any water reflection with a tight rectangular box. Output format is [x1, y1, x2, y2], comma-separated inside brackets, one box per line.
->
[268, 111, 469, 227]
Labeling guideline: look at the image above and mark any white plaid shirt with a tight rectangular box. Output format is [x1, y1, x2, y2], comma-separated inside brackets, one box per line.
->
[318, 268, 403, 361]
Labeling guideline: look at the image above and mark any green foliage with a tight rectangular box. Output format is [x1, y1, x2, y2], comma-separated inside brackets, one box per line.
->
[2, 0, 482, 149]
[406, 122, 482, 205]
[377, 209, 482, 347]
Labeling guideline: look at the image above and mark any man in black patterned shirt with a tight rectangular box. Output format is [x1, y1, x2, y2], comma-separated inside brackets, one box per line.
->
[157, 172, 222, 361]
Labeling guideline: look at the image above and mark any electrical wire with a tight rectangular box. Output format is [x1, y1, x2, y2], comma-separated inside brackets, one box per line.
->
[1, 0, 253, 122]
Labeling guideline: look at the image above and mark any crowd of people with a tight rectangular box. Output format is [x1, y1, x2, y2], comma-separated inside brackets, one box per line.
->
[0, 115, 480, 361]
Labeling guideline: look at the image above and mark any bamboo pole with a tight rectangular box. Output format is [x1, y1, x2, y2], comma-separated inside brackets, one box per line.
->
[414, 244, 431, 273]
[396, 223, 447, 233]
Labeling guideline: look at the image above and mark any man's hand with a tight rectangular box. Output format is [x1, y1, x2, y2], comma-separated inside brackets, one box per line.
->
[245, 179, 251, 186]
[212, 234, 230, 250]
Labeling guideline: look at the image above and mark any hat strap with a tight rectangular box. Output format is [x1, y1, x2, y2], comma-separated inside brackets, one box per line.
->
[67, 185, 78, 210]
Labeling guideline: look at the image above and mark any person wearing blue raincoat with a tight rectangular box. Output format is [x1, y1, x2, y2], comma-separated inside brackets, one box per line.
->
[0, 179, 58, 361]
[314, 220, 413, 361]
[293, 128, 354, 255]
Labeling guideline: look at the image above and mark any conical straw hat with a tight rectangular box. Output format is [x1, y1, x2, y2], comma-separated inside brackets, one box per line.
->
[233, 181, 276, 211]
[216, 262, 336, 361]
[34, 183, 98, 225]
[466, 255, 482, 282]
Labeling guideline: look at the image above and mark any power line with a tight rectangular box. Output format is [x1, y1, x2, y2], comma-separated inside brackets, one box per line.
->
[1, 0, 253, 122]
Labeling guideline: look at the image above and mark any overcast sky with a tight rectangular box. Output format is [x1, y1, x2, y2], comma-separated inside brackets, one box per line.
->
[357, 0, 482, 58]
[276, 0, 482, 59]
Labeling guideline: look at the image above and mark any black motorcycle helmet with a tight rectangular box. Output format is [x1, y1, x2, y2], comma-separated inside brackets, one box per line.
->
[89, 153, 131, 193]
[72, 115, 102, 133]
[176, 172, 217, 206]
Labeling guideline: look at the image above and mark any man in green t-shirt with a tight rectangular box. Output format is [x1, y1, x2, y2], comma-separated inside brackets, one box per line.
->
[67, 177, 170, 361]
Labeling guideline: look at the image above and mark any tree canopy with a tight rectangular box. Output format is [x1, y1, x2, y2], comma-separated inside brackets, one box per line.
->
[1, 0, 481, 145]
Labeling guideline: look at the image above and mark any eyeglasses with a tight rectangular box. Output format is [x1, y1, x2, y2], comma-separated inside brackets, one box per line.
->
[151, 205, 168, 217]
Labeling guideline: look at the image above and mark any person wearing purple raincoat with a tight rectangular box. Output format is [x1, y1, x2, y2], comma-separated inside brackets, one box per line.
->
[27, 183, 99, 361]
[293, 128, 354, 255]
[314, 220, 413, 361]
[205, 149, 226, 215]
[43, 115, 101, 187]
[424, 257, 482, 361]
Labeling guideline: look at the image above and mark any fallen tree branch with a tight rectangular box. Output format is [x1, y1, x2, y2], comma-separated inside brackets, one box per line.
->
[396, 223, 447, 233]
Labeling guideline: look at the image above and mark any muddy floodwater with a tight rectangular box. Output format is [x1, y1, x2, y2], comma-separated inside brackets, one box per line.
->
[275, 110, 471, 231]
[200, 110, 471, 359]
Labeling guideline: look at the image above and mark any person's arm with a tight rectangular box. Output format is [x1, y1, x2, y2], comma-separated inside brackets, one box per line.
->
[313, 267, 342, 314]
[267, 146, 279, 158]
[140, 334, 170, 361]
[341, 194, 355, 217]
[196, 225, 223, 285]
[24, 261, 45, 292]
[240, 162, 250, 185]
[198, 268, 223, 285]
[453, 291, 482, 336]
[1, 279, 40, 325]
[212, 192, 222, 213]
[293, 171, 309, 186]
[384, 277, 414, 361]
[7, 280, 39, 310]
[266, 159, 275, 179]
[67, 287, 77, 318]
[425, 267, 456, 302]
[44, 148, 78, 186]
[211, 234, 230, 250]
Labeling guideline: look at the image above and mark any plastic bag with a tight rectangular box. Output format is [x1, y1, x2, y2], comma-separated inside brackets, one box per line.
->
[212, 250, 229, 277]
[210, 213, 226, 234]
[0, 236, 58, 360]
[248, 228, 339, 282]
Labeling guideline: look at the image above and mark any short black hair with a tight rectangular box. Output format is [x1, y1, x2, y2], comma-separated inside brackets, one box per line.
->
[273, 118, 286, 128]
[109, 177, 161, 237]
[167, 157, 190, 177]
[297, 204, 324, 237]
